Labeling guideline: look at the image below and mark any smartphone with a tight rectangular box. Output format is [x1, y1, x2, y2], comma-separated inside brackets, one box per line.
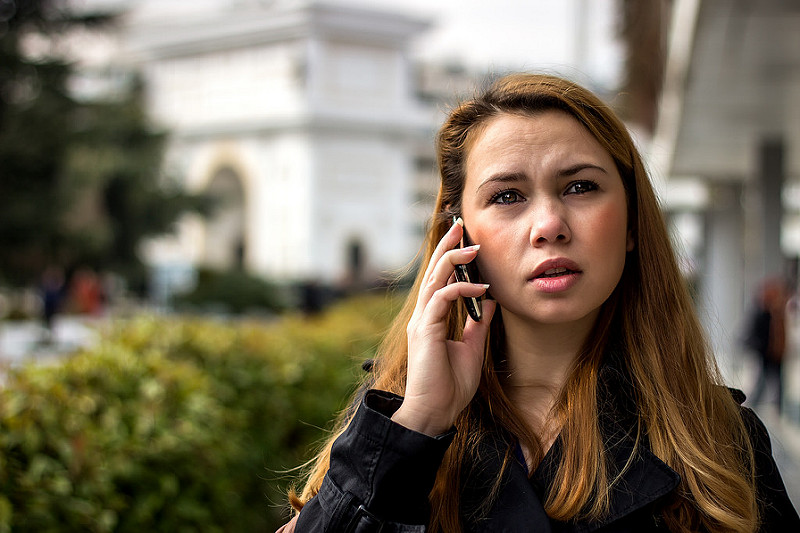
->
[453, 216, 483, 321]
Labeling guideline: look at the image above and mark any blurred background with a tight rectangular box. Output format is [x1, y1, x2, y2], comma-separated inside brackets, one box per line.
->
[1, 0, 799, 530]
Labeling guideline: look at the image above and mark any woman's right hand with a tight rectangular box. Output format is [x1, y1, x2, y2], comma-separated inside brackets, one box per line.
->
[391, 219, 496, 436]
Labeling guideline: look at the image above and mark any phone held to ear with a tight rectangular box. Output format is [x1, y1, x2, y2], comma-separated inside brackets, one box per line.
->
[453, 216, 483, 322]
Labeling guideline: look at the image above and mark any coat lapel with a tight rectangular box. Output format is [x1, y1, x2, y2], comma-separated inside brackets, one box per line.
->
[459, 434, 553, 532]
[525, 429, 679, 532]
[579, 441, 680, 532]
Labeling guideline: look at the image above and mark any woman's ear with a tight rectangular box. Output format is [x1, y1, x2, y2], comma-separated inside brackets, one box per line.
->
[626, 229, 635, 252]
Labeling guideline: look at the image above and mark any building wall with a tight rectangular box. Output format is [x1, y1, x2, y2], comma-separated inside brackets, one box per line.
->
[311, 131, 415, 284]
[130, 1, 433, 289]
[143, 42, 306, 131]
[247, 132, 314, 279]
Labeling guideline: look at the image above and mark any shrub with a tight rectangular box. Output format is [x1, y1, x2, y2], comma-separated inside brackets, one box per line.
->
[0, 290, 404, 532]
[171, 268, 288, 315]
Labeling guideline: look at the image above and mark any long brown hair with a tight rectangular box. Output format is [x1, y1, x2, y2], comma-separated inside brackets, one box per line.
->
[290, 73, 758, 532]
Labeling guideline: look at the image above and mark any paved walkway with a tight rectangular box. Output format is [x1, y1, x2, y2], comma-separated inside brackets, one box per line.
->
[754, 311, 800, 508]
[0, 316, 100, 366]
[756, 407, 800, 508]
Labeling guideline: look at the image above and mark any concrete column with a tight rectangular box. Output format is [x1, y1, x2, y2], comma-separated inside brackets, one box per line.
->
[700, 182, 745, 384]
[759, 137, 786, 280]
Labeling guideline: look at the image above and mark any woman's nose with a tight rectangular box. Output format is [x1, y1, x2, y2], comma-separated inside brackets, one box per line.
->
[529, 200, 571, 246]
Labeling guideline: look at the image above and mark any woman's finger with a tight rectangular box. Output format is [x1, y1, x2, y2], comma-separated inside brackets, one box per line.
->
[416, 281, 490, 330]
[429, 245, 480, 287]
[415, 220, 463, 308]
[417, 243, 480, 311]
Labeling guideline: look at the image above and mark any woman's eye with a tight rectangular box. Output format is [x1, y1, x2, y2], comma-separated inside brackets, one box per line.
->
[565, 180, 598, 195]
[491, 190, 523, 205]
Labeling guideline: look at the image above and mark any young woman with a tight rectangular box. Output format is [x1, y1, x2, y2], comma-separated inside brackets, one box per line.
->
[280, 73, 799, 532]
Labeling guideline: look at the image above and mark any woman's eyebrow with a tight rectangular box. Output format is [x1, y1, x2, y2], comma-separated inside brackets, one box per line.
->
[475, 172, 525, 192]
[558, 163, 608, 177]
[475, 164, 608, 192]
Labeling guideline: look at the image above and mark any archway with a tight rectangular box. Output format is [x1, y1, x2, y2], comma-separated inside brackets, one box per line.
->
[204, 167, 246, 270]
[345, 237, 365, 287]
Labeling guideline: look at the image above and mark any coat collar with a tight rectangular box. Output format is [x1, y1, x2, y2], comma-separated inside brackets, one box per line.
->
[525, 421, 680, 532]
[460, 433, 680, 532]
[460, 360, 681, 532]
[532, 435, 681, 532]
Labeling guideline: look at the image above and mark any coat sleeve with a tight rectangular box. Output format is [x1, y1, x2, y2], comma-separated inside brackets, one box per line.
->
[740, 407, 800, 531]
[294, 389, 455, 533]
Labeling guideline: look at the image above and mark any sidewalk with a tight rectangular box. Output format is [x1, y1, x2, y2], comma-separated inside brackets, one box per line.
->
[752, 407, 800, 508]
[742, 311, 800, 509]
[0, 316, 99, 366]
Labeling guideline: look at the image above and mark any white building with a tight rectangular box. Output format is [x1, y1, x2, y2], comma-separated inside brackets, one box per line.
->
[113, 0, 435, 289]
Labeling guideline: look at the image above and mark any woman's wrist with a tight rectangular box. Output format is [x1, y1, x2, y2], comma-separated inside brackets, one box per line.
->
[391, 402, 453, 437]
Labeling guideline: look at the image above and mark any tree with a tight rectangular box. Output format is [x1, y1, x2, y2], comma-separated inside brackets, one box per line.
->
[0, 0, 208, 291]
[0, 0, 79, 284]
[62, 77, 211, 293]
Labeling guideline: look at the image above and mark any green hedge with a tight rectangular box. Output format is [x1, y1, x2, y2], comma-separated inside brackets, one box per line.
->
[171, 268, 289, 315]
[0, 291, 404, 532]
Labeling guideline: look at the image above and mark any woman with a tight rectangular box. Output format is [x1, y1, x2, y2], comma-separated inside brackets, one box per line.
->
[280, 74, 799, 532]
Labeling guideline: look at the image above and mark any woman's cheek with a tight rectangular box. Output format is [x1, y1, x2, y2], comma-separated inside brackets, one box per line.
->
[475, 250, 509, 297]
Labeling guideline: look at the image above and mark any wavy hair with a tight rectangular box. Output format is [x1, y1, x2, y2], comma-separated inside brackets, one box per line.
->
[290, 73, 758, 532]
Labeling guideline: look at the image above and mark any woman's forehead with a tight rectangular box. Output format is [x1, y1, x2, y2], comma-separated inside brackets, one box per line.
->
[463, 112, 613, 177]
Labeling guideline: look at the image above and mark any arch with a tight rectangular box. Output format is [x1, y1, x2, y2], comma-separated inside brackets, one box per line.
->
[344, 236, 366, 286]
[204, 166, 246, 270]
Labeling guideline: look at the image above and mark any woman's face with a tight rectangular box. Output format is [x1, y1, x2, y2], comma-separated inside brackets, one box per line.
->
[460, 111, 633, 330]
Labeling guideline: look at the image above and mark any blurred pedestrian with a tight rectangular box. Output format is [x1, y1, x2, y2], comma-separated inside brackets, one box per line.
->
[40, 265, 64, 342]
[70, 267, 105, 316]
[745, 278, 789, 414]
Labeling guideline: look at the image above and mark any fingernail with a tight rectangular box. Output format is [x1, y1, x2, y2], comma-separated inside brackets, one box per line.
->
[463, 244, 480, 252]
[480, 284, 490, 289]
[454, 216, 463, 227]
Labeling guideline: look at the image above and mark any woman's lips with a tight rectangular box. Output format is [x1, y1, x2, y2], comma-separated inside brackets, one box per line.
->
[538, 266, 574, 278]
[529, 259, 582, 293]
[530, 258, 582, 279]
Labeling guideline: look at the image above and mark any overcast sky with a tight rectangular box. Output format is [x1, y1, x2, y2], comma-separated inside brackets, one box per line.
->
[79, 0, 625, 89]
[332, 0, 624, 89]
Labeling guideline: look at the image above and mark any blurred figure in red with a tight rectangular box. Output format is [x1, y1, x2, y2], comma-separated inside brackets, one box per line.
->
[745, 278, 789, 414]
[70, 267, 104, 316]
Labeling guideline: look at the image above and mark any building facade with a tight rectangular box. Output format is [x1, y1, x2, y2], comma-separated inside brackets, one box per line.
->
[120, 0, 435, 290]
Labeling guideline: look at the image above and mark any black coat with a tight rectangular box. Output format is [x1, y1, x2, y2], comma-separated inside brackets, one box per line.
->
[294, 384, 799, 533]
